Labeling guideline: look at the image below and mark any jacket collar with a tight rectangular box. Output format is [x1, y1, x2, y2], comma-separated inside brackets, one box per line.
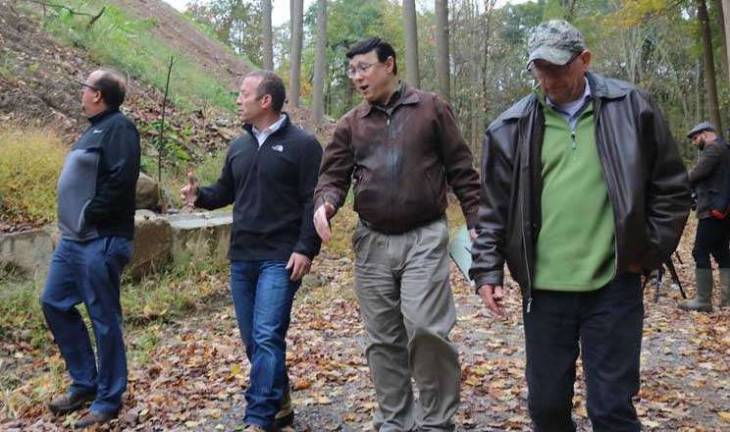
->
[88, 107, 120, 125]
[243, 112, 290, 136]
[357, 82, 421, 118]
[500, 72, 629, 122]
[586, 71, 629, 100]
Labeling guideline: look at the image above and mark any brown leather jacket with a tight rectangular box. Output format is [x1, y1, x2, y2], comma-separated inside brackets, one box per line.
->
[689, 137, 730, 219]
[469, 72, 691, 303]
[315, 83, 480, 234]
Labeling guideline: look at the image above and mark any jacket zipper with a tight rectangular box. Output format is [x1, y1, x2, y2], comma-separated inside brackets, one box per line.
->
[592, 99, 619, 278]
[571, 130, 576, 151]
[519, 120, 534, 314]
[386, 112, 393, 225]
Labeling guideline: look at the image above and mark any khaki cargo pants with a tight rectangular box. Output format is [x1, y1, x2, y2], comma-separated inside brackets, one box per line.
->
[352, 217, 459, 432]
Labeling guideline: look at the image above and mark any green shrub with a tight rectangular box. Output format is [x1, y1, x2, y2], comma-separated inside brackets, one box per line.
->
[41, 1, 239, 112]
[0, 127, 66, 225]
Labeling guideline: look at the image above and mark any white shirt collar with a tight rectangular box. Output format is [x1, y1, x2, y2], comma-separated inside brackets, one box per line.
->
[252, 114, 287, 147]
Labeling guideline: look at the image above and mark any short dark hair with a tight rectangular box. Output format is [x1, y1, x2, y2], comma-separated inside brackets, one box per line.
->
[244, 70, 286, 113]
[346, 37, 398, 75]
[92, 69, 126, 109]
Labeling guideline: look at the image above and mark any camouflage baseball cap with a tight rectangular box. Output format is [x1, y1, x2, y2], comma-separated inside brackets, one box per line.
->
[527, 20, 586, 68]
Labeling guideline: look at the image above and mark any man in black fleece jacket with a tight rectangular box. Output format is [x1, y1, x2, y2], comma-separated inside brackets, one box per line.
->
[41, 69, 140, 428]
[181, 71, 322, 432]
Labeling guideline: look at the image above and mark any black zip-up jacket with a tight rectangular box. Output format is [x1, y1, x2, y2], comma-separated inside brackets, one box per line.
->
[469, 72, 691, 304]
[196, 114, 323, 261]
[57, 108, 140, 241]
[689, 137, 730, 219]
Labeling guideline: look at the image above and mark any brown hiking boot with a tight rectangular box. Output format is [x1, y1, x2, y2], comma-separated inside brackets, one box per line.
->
[275, 388, 294, 429]
[73, 410, 118, 429]
[48, 391, 96, 415]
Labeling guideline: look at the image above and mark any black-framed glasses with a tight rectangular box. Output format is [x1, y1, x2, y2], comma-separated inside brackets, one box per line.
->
[528, 52, 582, 76]
[79, 81, 100, 91]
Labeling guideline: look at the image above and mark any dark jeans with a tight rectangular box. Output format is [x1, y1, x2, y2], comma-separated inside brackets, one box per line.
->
[230, 260, 299, 430]
[523, 273, 643, 432]
[41, 237, 133, 414]
[692, 217, 730, 269]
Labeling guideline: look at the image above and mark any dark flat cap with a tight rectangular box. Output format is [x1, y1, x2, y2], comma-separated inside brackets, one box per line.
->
[687, 121, 717, 138]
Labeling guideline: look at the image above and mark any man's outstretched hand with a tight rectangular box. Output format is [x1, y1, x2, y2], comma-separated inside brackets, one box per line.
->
[180, 171, 199, 209]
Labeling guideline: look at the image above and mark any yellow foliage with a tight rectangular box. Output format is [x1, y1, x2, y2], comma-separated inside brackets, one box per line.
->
[612, 0, 675, 28]
[0, 126, 66, 225]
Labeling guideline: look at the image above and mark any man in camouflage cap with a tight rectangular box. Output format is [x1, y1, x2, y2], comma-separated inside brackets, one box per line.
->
[470, 19, 690, 431]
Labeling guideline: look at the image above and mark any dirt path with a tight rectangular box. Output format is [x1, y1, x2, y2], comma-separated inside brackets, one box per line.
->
[3, 221, 729, 431]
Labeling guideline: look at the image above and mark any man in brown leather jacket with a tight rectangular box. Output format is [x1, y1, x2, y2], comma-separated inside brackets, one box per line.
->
[314, 38, 480, 432]
[680, 122, 730, 312]
[470, 20, 690, 431]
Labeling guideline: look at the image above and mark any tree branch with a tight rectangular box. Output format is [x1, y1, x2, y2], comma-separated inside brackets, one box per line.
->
[24, 0, 105, 27]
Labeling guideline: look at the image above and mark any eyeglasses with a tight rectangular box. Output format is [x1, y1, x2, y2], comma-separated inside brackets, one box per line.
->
[528, 52, 582, 76]
[347, 62, 377, 78]
[79, 81, 100, 91]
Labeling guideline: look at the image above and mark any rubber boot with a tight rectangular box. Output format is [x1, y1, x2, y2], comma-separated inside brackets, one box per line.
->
[679, 268, 713, 312]
[719, 268, 730, 308]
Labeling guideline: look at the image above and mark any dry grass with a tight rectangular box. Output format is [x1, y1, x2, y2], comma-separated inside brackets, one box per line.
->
[0, 126, 66, 226]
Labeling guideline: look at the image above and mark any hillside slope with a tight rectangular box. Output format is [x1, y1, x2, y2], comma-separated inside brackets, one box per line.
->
[0, 0, 242, 142]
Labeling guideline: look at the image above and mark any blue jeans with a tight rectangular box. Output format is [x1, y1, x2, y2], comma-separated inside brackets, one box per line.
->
[230, 260, 299, 429]
[41, 236, 133, 414]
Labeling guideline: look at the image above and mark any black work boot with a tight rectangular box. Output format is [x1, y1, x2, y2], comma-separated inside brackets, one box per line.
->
[48, 391, 96, 415]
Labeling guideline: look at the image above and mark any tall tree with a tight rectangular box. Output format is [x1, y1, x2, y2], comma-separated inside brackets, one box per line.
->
[713, 0, 729, 76]
[697, 0, 722, 129]
[187, 0, 263, 64]
[262, 0, 273, 70]
[435, 0, 450, 100]
[312, 0, 327, 123]
[403, 0, 420, 87]
[722, 0, 730, 87]
[290, 0, 304, 107]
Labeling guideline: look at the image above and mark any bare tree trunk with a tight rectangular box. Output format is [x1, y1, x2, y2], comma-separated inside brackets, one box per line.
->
[481, 0, 496, 117]
[713, 0, 729, 77]
[698, 0, 723, 130]
[403, 0, 420, 87]
[435, 0, 450, 101]
[346, 79, 354, 108]
[262, 0, 273, 70]
[289, 0, 304, 107]
[696, 61, 705, 121]
[724, 0, 730, 87]
[470, 0, 480, 152]
[312, 0, 327, 124]
[561, 0, 578, 21]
